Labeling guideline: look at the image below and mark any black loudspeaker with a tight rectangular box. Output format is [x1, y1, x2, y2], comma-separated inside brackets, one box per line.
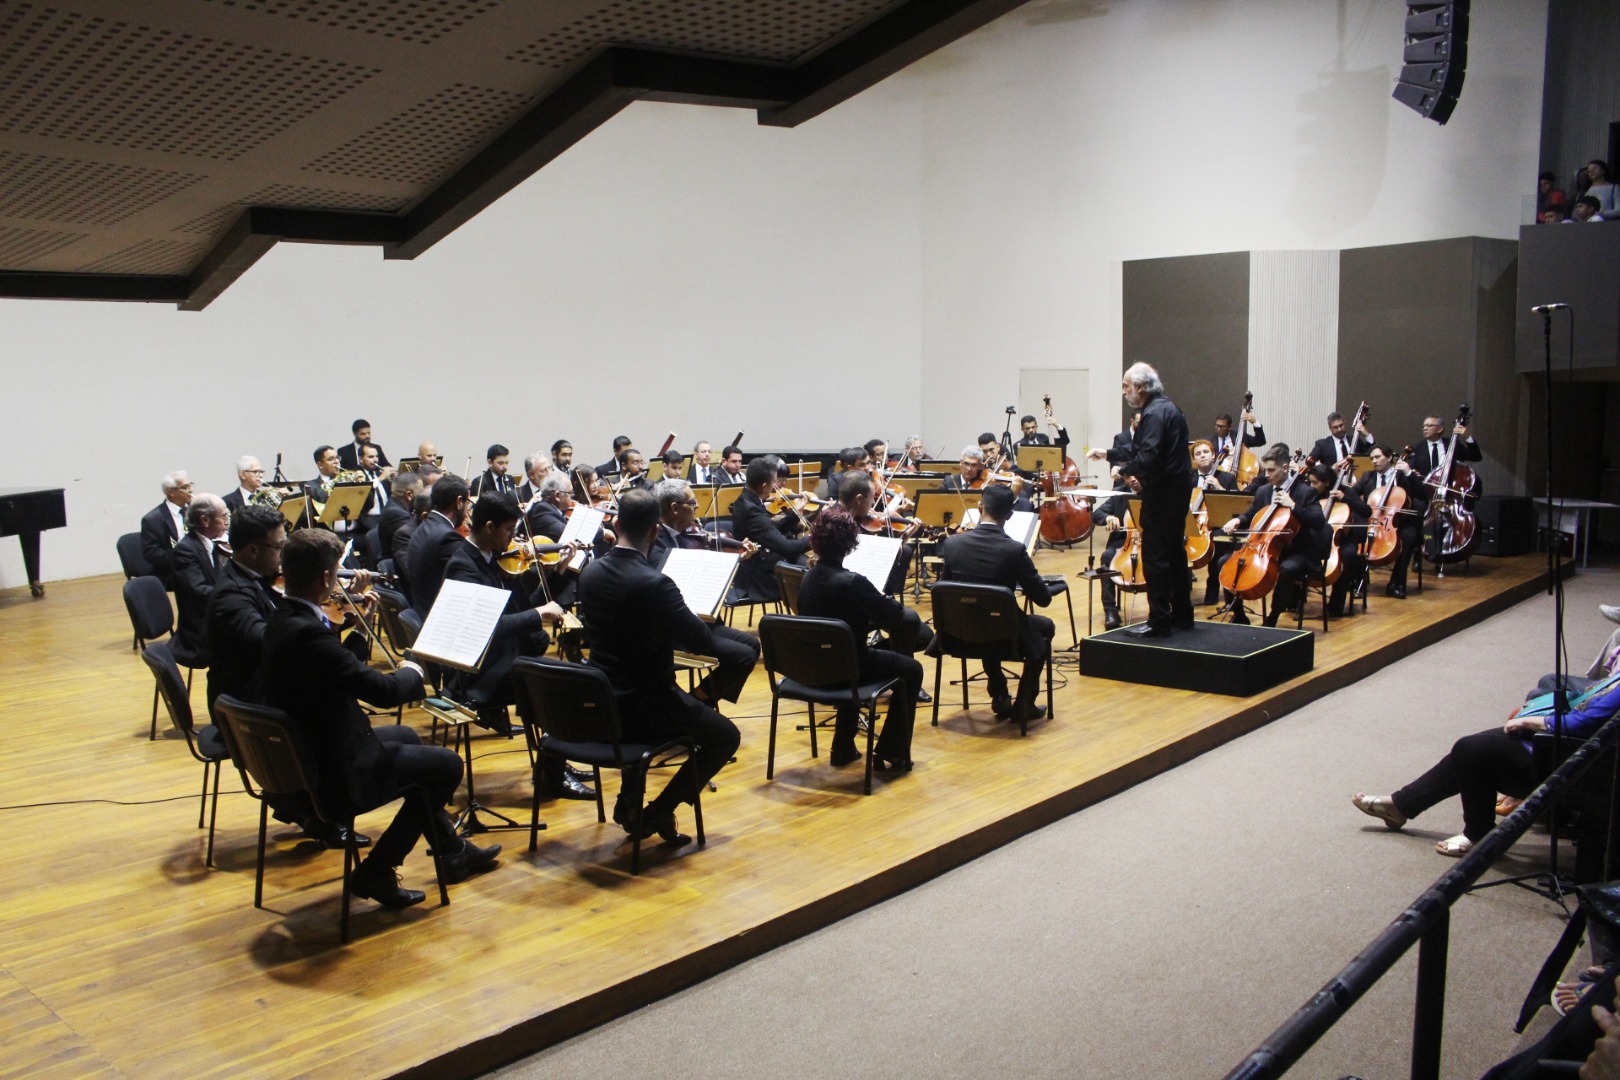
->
[1393, 1, 1468, 125]
[1475, 495, 1534, 556]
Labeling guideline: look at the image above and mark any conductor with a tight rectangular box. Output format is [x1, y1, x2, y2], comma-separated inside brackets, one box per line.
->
[1088, 362, 1195, 636]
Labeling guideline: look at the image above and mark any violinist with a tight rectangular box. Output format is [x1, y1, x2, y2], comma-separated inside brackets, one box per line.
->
[836, 471, 913, 595]
[942, 447, 987, 492]
[1218, 446, 1329, 627]
[404, 474, 471, 617]
[729, 456, 809, 603]
[896, 436, 926, 473]
[1307, 462, 1370, 618]
[1355, 444, 1424, 599]
[1309, 411, 1375, 466]
[649, 478, 756, 569]
[472, 444, 515, 499]
[863, 439, 891, 471]
[820, 447, 868, 502]
[526, 471, 584, 606]
[977, 434, 1034, 510]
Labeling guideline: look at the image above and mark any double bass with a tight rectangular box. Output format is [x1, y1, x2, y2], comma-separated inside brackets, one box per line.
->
[1036, 394, 1093, 545]
[1423, 405, 1480, 564]
[1216, 391, 1262, 490]
[1218, 449, 1309, 601]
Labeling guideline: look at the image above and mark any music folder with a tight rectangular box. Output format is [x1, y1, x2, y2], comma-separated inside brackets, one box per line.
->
[846, 533, 904, 593]
[659, 548, 740, 621]
[409, 579, 509, 673]
[319, 481, 372, 527]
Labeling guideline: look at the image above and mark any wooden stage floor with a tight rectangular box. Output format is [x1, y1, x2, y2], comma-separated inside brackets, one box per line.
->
[0, 550, 1554, 1079]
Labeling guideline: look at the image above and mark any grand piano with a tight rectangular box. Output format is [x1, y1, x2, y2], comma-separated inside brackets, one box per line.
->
[0, 488, 66, 597]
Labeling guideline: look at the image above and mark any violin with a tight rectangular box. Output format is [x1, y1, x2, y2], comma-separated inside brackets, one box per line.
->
[1219, 449, 1310, 601]
[1036, 393, 1092, 545]
[1362, 445, 1413, 567]
[1423, 404, 1480, 564]
[680, 528, 759, 558]
[495, 539, 576, 576]
[859, 511, 924, 538]
[765, 490, 827, 517]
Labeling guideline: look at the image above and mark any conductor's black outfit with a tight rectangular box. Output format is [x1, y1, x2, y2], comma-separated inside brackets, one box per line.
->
[1115, 392, 1195, 631]
[939, 521, 1054, 715]
[576, 546, 742, 811]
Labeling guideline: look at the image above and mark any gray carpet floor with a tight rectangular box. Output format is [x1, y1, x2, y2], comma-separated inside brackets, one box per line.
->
[489, 563, 1612, 1080]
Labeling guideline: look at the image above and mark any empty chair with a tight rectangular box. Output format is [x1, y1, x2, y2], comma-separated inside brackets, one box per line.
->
[124, 575, 203, 739]
[928, 581, 1053, 736]
[142, 642, 230, 867]
[116, 532, 152, 580]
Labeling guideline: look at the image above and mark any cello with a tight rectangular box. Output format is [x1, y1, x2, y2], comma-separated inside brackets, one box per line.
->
[1320, 456, 1357, 585]
[1423, 404, 1480, 564]
[1362, 445, 1413, 568]
[1108, 510, 1148, 592]
[1218, 449, 1308, 601]
[1036, 394, 1093, 545]
[1184, 487, 1213, 569]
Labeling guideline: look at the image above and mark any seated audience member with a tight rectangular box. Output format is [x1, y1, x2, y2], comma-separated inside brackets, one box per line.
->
[141, 471, 192, 588]
[797, 506, 931, 772]
[259, 528, 499, 908]
[1542, 206, 1570, 224]
[1352, 670, 1620, 856]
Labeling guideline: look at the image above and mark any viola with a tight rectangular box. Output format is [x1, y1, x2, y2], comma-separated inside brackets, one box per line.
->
[1218, 450, 1310, 601]
[1423, 404, 1480, 564]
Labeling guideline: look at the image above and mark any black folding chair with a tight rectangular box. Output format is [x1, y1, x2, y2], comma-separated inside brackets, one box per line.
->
[141, 642, 230, 867]
[758, 615, 899, 796]
[214, 695, 449, 943]
[929, 581, 1053, 736]
[512, 657, 705, 875]
[124, 576, 203, 738]
[116, 532, 152, 580]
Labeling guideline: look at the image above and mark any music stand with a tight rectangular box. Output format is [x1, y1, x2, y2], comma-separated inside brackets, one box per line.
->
[785, 461, 821, 493]
[919, 459, 963, 476]
[692, 484, 735, 520]
[277, 494, 311, 530]
[1015, 445, 1060, 474]
[320, 482, 372, 531]
[914, 490, 981, 535]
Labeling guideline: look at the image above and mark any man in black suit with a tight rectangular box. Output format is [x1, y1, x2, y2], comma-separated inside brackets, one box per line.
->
[576, 489, 743, 845]
[1219, 447, 1330, 627]
[612, 447, 650, 492]
[689, 441, 717, 486]
[1356, 444, 1426, 598]
[336, 418, 391, 472]
[1211, 408, 1267, 471]
[550, 439, 574, 471]
[714, 445, 746, 486]
[1090, 362, 1195, 636]
[729, 457, 809, 602]
[140, 471, 192, 588]
[471, 444, 515, 500]
[172, 493, 230, 666]
[306, 445, 343, 507]
[941, 447, 986, 493]
[406, 475, 471, 617]
[514, 450, 553, 507]
[377, 473, 420, 568]
[597, 436, 632, 478]
[1308, 410, 1376, 467]
[939, 484, 1054, 723]
[1308, 463, 1370, 617]
[1191, 440, 1238, 492]
[1407, 413, 1483, 480]
[222, 456, 265, 515]
[260, 528, 497, 909]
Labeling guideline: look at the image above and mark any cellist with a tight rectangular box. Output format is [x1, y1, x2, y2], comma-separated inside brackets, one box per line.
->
[1353, 445, 1425, 599]
[1217, 445, 1329, 627]
[1307, 462, 1370, 619]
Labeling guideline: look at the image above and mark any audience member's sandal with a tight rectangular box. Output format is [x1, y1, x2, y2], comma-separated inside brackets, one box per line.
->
[1352, 793, 1407, 830]
[1552, 980, 1587, 1016]
[1435, 834, 1472, 857]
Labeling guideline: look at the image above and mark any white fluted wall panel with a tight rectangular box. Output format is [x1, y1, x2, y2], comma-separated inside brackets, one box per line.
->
[1247, 250, 1341, 454]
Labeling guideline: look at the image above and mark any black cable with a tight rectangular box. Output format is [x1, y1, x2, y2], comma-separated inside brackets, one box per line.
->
[0, 790, 248, 811]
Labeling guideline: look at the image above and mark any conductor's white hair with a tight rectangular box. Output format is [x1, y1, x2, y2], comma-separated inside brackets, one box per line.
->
[1124, 362, 1163, 395]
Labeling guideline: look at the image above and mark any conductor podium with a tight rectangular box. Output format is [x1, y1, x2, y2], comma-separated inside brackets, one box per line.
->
[1080, 622, 1314, 696]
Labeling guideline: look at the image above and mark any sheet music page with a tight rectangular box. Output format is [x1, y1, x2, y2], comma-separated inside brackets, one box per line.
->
[660, 548, 739, 619]
[410, 579, 509, 672]
[559, 505, 606, 571]
[847, 533, 904, 593]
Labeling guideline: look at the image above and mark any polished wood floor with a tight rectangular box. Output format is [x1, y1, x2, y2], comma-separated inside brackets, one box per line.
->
[0, 550, 1553, 1079]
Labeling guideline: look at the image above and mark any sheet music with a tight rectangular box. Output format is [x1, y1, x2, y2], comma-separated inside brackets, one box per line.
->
[410, 579, 509, 672]
[559, 505, 606, 571]
[660, 548, 739, 619]
[847, 533, 904, 593]
[1004, 510, 1040, 553]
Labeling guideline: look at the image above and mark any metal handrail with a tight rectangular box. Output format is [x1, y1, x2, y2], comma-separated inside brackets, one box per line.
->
[1225, 710, 1620, 1080]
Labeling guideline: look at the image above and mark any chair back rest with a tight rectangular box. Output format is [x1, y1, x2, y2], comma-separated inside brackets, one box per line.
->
[373, 586, 418, 650]
[123, 575, 174, 641]
[512, 657, 625, 751]
[357, 528, 382, 570]
[140, 641, 195, 736]
[116, 532, 152, 579]
[930, 582, 1022, 646]
[378, 557, 397, 579]
[214, 696, 326, 813]
[758, 614, 861, 689]
[773, 563, 807, 614]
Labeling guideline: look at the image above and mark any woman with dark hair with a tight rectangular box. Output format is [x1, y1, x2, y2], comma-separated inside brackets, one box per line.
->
[1587, 160, 1618, 219]
[796, 506, 932, 772]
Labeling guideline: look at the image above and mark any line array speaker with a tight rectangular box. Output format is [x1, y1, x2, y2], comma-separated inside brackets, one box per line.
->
[1393, 1, 1468, 125]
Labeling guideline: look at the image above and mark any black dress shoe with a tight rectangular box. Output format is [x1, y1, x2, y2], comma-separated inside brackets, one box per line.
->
[1103, 611, 1122, 631]
[563, 764, 596, 787]
[1385, 584, 1407, 599]
[828, 744, 862, 768]
[473, 706, 513, 737]
[1012, 704, 1048, 724]
[1125, 624, 1171, 638]
[915, 687, 932, 704]
[442, 840, 502, 884]
[1171, 618, 1196, 630]
[303, 819, 371, 849]
[541, 773, 598, 801]
[350, 864, 426, 909]
[642, 807, 692, 847]
[990, 694, 1014, 719]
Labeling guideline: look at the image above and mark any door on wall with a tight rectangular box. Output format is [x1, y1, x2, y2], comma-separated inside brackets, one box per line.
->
[1018, 368, 1088, 453]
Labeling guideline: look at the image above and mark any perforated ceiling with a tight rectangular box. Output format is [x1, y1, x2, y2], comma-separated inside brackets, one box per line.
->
[0, 0, 1001, 298]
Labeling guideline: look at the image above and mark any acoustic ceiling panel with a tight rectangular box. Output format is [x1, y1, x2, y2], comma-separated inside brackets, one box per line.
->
[303, 83, 535, 185]
[507, 0, 902, 68]
[198, 0, 502, 46]
[0, 2, 379, 160]
[0, 151, 208, 227]
[77, 239, 206, 275]
[172, 183, 408, 237]
[0, 225, 89, 268]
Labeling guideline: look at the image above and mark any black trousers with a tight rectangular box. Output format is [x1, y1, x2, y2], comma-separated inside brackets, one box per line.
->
[1392, 727, 1537, 842]
[363, 726, 465, 871]
[985, 613, 1054, 711]
[1263, 552, 1319, 627]
[1100, 528, 1127, 613]
[1387, 522, 1421, 591]
[622, 689, 741, 810]
[694, 624, 759, 705]
[832, 608, 932, 761]
[1139, 482, 1193, 629]
[1328, 546, 1366, 614]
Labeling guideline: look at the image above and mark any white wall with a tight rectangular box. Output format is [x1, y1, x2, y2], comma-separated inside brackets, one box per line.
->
[0, 0, 1547, 585]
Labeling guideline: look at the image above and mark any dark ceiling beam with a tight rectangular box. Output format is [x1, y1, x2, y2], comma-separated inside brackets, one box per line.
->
[0, 272, 188, 303]
[758, 0, 1033, 128]
[387, 47, 800, 261]
[180, 207, 411, 311]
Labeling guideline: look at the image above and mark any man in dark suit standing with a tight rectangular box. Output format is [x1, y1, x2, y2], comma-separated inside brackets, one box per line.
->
[172, 493, 230, 666]
[577, 489, 742, 845]
[140, 471, 192, 589]
[939, 483, 1055, 722]
[729, 457, 809, 603]
[260, 528, 497, 909]
[1308, 410, 1376, 466]
[1090, 362, 1195, 636]
[406, 475, 471, 617]
[337, 419, 391, 472]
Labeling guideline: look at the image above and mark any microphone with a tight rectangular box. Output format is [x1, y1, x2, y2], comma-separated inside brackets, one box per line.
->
[1531, 303, 1569, 313]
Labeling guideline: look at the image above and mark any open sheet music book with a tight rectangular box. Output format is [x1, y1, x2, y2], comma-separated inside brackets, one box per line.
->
[659, 548, 740, 620]
[559, 505, 606, 571]
[1004, 510, 1040, 553]
[409, 579, 509, 673]
[846, 533, 904, 594]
